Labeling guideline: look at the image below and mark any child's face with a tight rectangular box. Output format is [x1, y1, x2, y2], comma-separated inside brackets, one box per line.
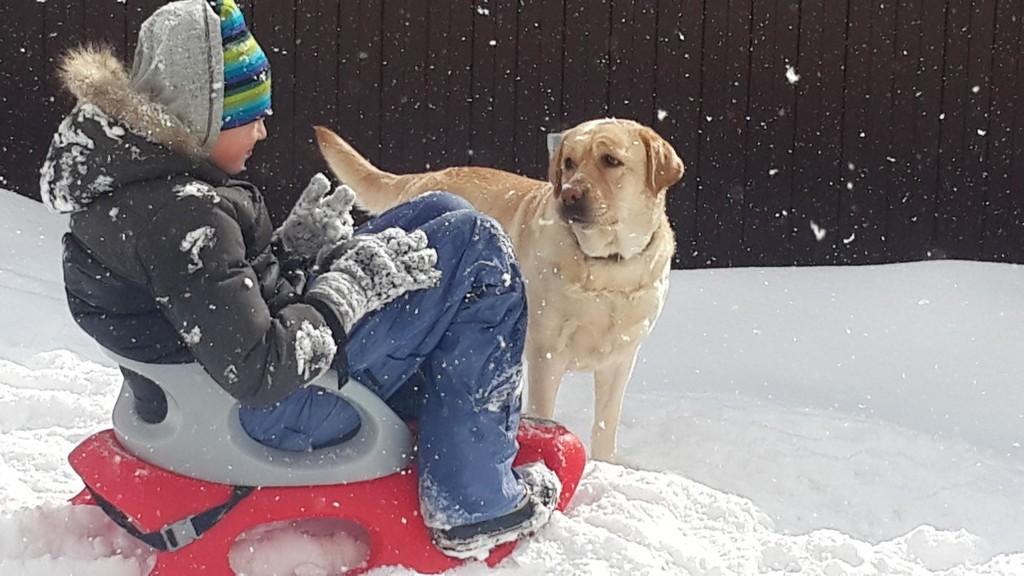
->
[209, 118, 268, 175]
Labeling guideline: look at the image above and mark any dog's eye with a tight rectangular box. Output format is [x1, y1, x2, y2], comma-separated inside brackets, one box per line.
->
[603, 155, 623, 168]
[563, 157, 575, 171]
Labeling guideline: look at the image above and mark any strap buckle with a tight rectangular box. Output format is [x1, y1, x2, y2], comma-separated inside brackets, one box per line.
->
[160, 517, 199, 551]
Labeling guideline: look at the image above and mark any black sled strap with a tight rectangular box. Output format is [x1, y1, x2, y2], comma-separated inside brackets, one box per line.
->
[86, 485, 255, 551]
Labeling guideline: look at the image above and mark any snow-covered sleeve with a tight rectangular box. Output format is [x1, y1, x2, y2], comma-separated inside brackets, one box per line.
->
[136, 195, 343, 407]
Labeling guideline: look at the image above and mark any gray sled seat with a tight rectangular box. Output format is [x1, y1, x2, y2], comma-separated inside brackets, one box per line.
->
[105, 349, 414, 487]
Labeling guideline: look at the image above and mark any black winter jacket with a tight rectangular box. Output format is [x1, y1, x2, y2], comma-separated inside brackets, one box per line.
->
[40, 48, 346, 407]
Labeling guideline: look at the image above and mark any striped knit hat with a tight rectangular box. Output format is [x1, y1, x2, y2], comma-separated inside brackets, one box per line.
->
[212, 0, 272, 129]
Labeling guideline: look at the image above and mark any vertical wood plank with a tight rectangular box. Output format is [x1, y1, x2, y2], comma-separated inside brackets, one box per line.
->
[293, 0, 341, 209]
[1013, 1, 1024, 260]
[696, 0, 753, 266]
[470, 0, 498, 168]
[981, 0, 1023, 260]
[423, 0, 453, 171]
[837, 0, 871, 263]
[913, 0, 949, 259]
[886, 0, 941, 262]
[516, 0, 566, 180]
[84, 0, 128, 59]
[337, 0, 384, 167]
[42, 1, 87, 142]
[655, 0, 705, 268]
[379, 0, 405, 170]
[1014, 5, 1024, 263]
[468, 0, 520, 171]
[742, 0, 800, 266]
[381, 0, 428, 173]
[492, 0, 519, 172]
[853, 0, 897, 263]
[562, 0, 611, 123]
[0, 0, 47, 196]
[249, 0, 297, 220]
[403, 0, 429, 171]
[953, 0, 998, 258]
[838, 0, 896, 264]
[932, 0, 973, 259]
[444, 4, 475, 166]
[791, 0, 848, 265]
[608, 0, 658, 125]
[694, 0, 730, 266]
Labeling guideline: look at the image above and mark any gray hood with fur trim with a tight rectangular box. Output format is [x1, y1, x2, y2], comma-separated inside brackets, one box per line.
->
[40, 0, 224, 213]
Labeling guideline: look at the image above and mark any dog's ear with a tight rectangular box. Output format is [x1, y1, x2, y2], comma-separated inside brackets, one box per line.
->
[548, 136, 564, 193]
[640, 127, 684, 193]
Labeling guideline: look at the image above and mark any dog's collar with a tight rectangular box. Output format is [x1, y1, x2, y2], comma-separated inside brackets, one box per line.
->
[582, 228, 659, 263]
[586, 251, 627, 263]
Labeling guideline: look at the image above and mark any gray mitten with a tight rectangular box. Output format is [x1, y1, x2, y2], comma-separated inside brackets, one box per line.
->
[305, 228, 441, 332]
[275, 173, 356, 261]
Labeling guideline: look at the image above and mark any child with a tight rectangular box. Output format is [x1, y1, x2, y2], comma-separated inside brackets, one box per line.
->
[39, 0, 558, 559]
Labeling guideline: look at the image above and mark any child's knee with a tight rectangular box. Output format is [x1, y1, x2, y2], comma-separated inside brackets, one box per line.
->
[416, 204, 524, 305]
[446, 211, 516, 260]
[415, 191, 475, 215]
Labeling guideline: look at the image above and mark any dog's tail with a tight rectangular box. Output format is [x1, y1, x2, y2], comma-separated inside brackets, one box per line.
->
[314, 126, 416, 214]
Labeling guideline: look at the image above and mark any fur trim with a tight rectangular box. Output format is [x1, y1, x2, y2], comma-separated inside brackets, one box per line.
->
[59, 45, 205, 158]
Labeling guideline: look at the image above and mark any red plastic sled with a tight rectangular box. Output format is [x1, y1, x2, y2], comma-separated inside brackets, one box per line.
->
[69, 418, 586, 575]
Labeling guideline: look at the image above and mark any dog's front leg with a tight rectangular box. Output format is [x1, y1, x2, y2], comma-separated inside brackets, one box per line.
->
[525, 346, 569, 420]
[592, 351, 639, 462]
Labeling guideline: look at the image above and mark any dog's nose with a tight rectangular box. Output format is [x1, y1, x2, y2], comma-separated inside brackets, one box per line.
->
[561, 185, 586, 205]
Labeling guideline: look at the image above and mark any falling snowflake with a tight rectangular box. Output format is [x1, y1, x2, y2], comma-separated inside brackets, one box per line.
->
[785, 65, 800, 84]
[810, 221, 827, 241]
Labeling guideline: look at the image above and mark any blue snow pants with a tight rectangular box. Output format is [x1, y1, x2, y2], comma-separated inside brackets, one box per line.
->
[238, 192, 527, 528]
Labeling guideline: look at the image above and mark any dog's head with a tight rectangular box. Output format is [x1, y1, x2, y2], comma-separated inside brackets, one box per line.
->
[548, 119, 684, 259]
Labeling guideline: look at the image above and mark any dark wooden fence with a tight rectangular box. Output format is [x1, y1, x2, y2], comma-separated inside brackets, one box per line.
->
[1, 0, 1021, 268]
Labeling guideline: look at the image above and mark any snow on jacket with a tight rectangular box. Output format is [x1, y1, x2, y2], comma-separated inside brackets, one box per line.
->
[38, 38, 345, 406]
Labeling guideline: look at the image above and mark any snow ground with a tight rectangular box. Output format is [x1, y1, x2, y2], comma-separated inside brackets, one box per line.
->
[1, 188, 1022, 575]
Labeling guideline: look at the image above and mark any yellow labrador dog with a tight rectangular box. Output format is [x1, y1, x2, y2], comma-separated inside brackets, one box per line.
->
[315, 119, 683, 461]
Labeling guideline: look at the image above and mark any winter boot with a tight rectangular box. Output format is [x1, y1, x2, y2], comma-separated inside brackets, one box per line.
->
[431, 461, 562, 560]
